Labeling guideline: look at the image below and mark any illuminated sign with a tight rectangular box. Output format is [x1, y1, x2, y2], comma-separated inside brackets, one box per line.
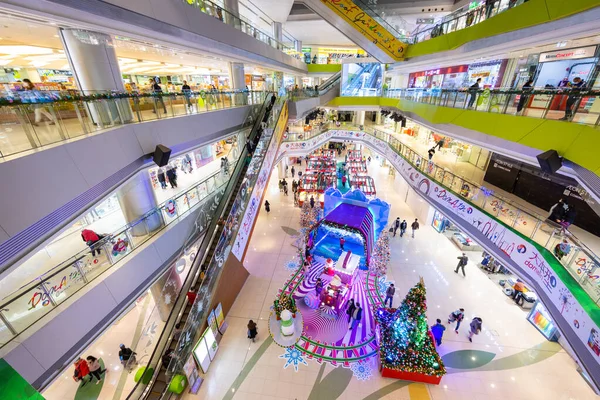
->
[320, 0, 407, 60]
[539, 46, 597, 62]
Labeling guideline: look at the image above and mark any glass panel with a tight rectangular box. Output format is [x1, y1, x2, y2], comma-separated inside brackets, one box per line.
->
[2, 285, 55, 333]
[43, 264, 87, 305]
[78, 251, 112, 281]
[176, 193, 190, 216]
[107, 230, 135, 263]
[186, 187, 200, 209]
[0, 317, 13, 345]
[162, 199, 179, 224]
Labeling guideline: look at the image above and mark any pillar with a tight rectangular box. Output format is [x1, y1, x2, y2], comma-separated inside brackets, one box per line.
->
[273, 71, 284, 94]
[59, 28, 133, 124]
[278, 159, 288, 179]
[229, 62, 246, 105]
[116, 171, 163, 237]
[272, 21, 283, 42]
[295, 76, 303, 87]
[294, 40, 302, 53]
[223, 0, 240, 27]
[375, 111, 383, 125]
[357, 110, 366, 126]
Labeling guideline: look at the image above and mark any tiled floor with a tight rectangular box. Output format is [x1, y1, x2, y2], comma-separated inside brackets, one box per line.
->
[186, 149, 598, 400]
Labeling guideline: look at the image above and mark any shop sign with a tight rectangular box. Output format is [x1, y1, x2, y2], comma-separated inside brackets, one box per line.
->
[278, 129, 600, 363]
[416, 18, 435, 24]
[410, 65, 469, 78]
[320, 0, 407, 60]
[538, 46, 597, 62]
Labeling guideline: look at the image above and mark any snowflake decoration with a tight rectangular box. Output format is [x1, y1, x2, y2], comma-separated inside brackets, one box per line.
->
[285, 258, 299, 272]
[279, 347, 308, 371]
[559, 287, 574, 314]
[164, 293, 172, 305]
[350, 361, 373, 381]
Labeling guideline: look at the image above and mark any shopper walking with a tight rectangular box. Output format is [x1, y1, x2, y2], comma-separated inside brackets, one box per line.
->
[467, 78, 481, 108]
[393, 217, 400, 237]
[484, 0, 496, 19]
[560, 77, 585, 121]
[81, 229, 103, 257]
[435, 138, 445, 151]
[431, 319, 446, 346]
[118, 344, 137, 372]
[310, 195, 315, 208]
[264, 200, 271, 213]
[157, 168, 167, 189]
[346, 298, 356, 323]
[340, 237, 345, 250]
[23, 79, 57, 126]
[428, 147, 435, 160]
[86, 356, 107, 384]
[448, 308, 465, 333]
[72, 358, 90, 385]
[166, 166, 178, 188]
[400, 219, 407, 237]
[181, 80, 192, 109]
[291, 166, 295, 178]
[341, 175, 347, 188]
[149, 78, 168, 114]
[384, 283, 395, 307]
[349, 302, 362, 330]
[454, 253, 468, 277]
[247, 320, 258, 342]
[411, 219, 420, 238]
[468, 317, 483, 342]
[516, 79, 534, 113]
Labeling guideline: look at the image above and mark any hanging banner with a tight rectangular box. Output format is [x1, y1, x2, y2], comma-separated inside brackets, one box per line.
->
[320, 0, 407, 60]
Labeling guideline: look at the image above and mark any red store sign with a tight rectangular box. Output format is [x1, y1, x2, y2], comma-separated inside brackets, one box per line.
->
[410, 65, 469, 78]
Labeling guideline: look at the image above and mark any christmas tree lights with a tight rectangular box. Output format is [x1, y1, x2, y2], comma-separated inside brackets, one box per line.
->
[375, 278, 446, 378]
[371, 231, 390, 276]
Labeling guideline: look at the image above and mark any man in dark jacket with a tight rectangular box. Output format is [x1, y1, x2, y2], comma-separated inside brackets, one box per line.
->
[454, 253, 468, 276]
[400, 220, 408, 237]
[467, 78, 481, 108]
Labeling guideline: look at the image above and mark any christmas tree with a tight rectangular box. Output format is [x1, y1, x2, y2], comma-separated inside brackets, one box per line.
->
[300, 200, 316, 229]
[375, 278, 446, 379]
[371, 231, 390, 276]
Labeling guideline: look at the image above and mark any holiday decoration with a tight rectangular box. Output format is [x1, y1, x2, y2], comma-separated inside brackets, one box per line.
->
[350, 361, 373, 381]
[280, 310, 295, 336]
[375, 278, 446, 384]
[279, 347, 308, 371]
[273, 295, 297, 319]
[371, 231, 390, 277]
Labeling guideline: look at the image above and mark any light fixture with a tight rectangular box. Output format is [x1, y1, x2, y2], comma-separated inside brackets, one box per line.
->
[0, 45, 54, 55]
[29, 61, 49, 67]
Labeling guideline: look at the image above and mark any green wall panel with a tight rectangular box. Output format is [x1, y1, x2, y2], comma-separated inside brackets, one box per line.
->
[327, 96, 600, 176]
[307, 64, 342, 74]
[405, 0, 598, 58]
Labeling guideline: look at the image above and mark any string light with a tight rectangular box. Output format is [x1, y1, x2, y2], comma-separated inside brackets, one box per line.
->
[375, 279, 446, 377]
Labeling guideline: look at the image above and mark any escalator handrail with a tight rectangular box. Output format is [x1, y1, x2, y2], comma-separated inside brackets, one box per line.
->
[123, 94, 274, 400]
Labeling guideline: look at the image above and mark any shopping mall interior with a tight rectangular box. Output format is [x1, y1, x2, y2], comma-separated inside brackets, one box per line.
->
[0, 0, 600, 399]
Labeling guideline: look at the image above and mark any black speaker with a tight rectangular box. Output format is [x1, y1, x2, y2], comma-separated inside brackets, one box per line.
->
[153, 144, 171, 167]
[536, 149, 562, 174]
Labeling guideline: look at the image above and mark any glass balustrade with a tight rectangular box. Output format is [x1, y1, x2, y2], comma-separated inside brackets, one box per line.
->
[383, 87, 600, 126]
[282, 123, 600, 305]
[0, 90, 266, 159]
[0, 138, 245, 347]
[183, 0, 301, 58]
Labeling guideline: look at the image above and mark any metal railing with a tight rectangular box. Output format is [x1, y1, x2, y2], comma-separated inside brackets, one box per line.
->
[0, 136, 246, 347]
[183, 0, 301, 58]
[383, 87, 600, 126]
[283, 123, 600, 305]
[0, 89, 267, 159]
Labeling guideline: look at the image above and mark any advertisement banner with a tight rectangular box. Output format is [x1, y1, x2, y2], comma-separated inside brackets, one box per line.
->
[320, 0, 407, 60]
[232, 102, 288, 261]
[278, 129, 600, 363]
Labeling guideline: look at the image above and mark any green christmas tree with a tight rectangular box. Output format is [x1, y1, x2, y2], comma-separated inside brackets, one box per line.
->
[375, 278, 446, 377]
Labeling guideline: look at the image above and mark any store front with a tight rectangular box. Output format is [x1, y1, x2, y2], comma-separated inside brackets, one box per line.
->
[303, 47, 366, 64]
[534, 45, 599, 88]
[245, 74, 266, 91]
[408, 65, 469, 89]
[466, 59, 508, 88]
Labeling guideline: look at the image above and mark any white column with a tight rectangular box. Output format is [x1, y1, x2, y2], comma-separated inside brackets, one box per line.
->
[357, 110, 366, 126]
[294, 40, 302, 53]
[229, 62, 247, 105]
[117, 172, 162, 237]
[272, 21, 282, 49]
[295, 76, 303, 87]
[60, 28, 133, 124]
[223, 0, 240, 27]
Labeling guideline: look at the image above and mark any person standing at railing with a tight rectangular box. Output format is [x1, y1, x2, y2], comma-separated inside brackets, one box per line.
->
[149, 78, 168, 114]
[181, 80, 192, 109]
[560, 77, 586, 121]
[484, 0, 496, 20]
[22, 79, 57, 126]
[516, 79, 534, 114]
[81, 228, 104, 257]
[467, 78, 481, 108]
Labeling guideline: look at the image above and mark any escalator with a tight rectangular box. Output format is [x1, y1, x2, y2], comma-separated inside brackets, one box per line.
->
[342, 63, 377, 96]
[125, 94, 282, 400]
[317, 71, 341, 94]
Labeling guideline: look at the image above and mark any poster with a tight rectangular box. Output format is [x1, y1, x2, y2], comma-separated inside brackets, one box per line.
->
[207, 310, 219, 337]
[215, 303, 225, 328]
[192, 337, 210, 374]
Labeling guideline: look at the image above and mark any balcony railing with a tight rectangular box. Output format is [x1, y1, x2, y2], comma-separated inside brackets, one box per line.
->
[0, 137, 245, 347]
[289, 74, 341, 101]
[283, 123, 600, 306]
[0, 90, 266, 159]
[183, 0, 301, 58]
[384, 87, 600, 126]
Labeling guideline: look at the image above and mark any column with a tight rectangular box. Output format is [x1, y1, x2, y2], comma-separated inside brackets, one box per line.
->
[273, 71, 284, 94]
[278, 159, 288, 179]
[295, 76, 303, 87]
[272, 21, 283, 49]
[223, 0, 240, 28]
[116, 171, 163, 237]
[60, 28, 133, 124]
[375, 111, 383, 125]
[229, 62, 247, 105]
[294, 40, 302, 53]
[357, 110, 366, 126]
